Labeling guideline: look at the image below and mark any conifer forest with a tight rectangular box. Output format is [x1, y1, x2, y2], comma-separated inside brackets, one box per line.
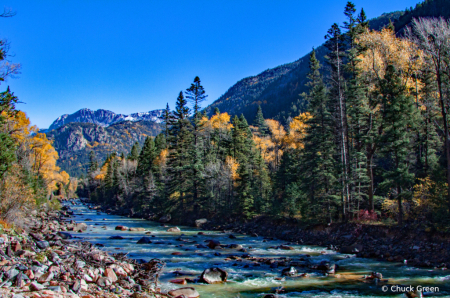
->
[79, 2, 450, 230]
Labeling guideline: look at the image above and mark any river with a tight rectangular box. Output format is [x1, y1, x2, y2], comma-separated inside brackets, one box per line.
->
[66, 201, 450, 297]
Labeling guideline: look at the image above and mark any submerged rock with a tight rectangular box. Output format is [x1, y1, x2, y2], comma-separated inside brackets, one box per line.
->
[136, 236, 152, 244]
[168, 287, 200, 298]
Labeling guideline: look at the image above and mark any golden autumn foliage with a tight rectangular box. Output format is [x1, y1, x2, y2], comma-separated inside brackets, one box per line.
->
[285, 112, 312, 149]
[155, 149, 169, 167]
[357, 28, 424, 90]
[1, 110, 72, 197]
[200, 112, 233, 132]
[225, 156, 239, 181]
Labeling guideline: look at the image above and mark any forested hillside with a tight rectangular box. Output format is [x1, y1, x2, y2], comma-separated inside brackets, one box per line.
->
[203, 9, 406, 124]
[46, 120, 162, 177]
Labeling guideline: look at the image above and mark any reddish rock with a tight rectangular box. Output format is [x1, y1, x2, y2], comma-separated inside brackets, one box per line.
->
[104, 268, 118, 283]
[170, 278, 187, 285]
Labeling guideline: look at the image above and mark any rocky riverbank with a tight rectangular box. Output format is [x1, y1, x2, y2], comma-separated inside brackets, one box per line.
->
[99, 203, 450, 270]
[0, 203, 170, 298]
[201, 216, 450, 269]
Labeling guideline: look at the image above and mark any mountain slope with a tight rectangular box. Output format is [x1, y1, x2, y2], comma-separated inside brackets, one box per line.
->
[46, 120, 163, 177]
[48, 108, 164, 131]
[204, 11, 406, 124]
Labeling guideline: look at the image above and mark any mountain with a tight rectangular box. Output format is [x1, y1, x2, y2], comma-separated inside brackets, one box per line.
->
[46, 120, 163, 177]
[395, 0, 450, 31]
[203, 10, 407, 124]
[48, 108, 164, 131]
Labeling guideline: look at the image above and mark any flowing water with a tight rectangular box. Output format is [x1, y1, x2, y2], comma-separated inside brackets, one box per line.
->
[66, 201, 450, 297]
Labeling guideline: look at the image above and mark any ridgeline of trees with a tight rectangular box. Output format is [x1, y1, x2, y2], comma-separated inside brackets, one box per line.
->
[80, 2, 450, 230]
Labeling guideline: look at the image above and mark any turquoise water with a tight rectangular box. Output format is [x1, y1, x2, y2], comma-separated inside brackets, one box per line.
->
[67, 201, 450, 297]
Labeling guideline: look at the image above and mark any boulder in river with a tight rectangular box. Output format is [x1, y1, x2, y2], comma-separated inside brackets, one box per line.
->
[200, 267, 228, 284]
[109, 236, 124, 240]
[72, 222, 87, 232]
[115, 225, 129, 231]
[168, 287, 200, 298]
[281, 266, 298, 277]
[159, 214, 172, 223]
[167, 227, 181, 233]
[340, 244, 363, 254]
[137, 237, 152, 244]
[195, 218, 207, 227]
[279, 245, 294, 250]
[207, 240, 221, 249]
[57, 231, 72, 239]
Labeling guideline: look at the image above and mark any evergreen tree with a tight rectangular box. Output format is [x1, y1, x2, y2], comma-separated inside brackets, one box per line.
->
[325, 22, 350, 220]
[167, 92, 193, 215]
[128, 142, 141, 161]
[0, 87, 18, 178]
[154, 133, 167, 153]
[300, 49, 337, 222]
[160, 103, 175, 137]
[378, 65, 417, 225]
[185, 77, 208, 212]
[253, 105, 269, 136]
[137, 137, 158, 176]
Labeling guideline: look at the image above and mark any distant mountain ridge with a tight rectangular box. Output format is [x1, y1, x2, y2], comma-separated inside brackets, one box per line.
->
[48, 108, 164, 131]
[46, 120, 163, 177]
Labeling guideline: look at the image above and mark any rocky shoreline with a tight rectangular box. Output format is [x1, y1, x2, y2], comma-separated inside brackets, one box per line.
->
[0, 202, 171, 298]
[200, 216, 450, 269]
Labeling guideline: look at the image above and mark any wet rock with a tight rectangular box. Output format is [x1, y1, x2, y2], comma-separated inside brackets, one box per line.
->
[229, 244, 243, 250]
[168, 287, 200, 298]
[115, 225, 129, 231]
[195, 218, 207, 227]
[167, 227, 181, 232]
[170, 278, 187, 285]
[57, 232, 72, 239]
[137, 236, 152, 244]
[73, 222, 88, 232]
[207, 240, 221, 249]
[200, 267, 228, 284]
[340, 244, 363, 254]
[279, 245, 294, 250]
[129, 227, 146, 232]
[281, 266, 298, 276]
[109, 236, 125, 240]
[229, 234, 236, 239]
[159, 214, 172, 223]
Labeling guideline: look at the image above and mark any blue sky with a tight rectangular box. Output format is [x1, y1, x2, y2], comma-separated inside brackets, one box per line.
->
[1, 0, 420, 128]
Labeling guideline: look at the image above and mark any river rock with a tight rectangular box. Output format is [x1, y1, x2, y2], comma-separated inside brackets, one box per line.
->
[168, 287, 200, 298]
[97, 276, 112, 287]
[207, 240, 221, 249]
[279, 245, 294, 250]
[229, 234, 236, 239]
[137, 237, 152, 244]
[104, 268, 118, 283]
[129, 227, 146, 232]
[200, 267, 228, 284]
[115, 225, 129, 231]
[281, 266, 298, 276]
[73, 223, 87, 232]
[109, 236, 125, 240]
[170, 278, 187, 285]
[167, 227, 181, 233]
[195, 218, 207, 227]
[340, 244, 363, 254]
[57, 232, 72, 239]
[36, 240, 50, 250]
[229, 244, 243, 250]
[159, 214, 172, 223]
